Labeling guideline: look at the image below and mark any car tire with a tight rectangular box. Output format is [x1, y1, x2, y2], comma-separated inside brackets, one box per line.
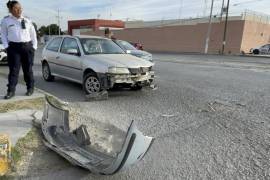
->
[83, 73, 101, 94]
[253, 49, 260, 55]
[42, 62, 55, 82]
[130, 84, 143, 91]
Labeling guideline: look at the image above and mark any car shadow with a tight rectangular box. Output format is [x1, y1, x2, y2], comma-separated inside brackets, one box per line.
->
[35, 75, 148, 102]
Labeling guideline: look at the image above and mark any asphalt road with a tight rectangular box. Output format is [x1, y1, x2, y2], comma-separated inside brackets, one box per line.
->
[1, 48, 270, 179]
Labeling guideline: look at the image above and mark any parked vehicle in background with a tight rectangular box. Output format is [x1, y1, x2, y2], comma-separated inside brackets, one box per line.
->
[250, 44, 270, 55]
[130, 42, 143, 50]
[41, 35, 155, 95]
[0, 38, 7, 64]
[114, 40, 153, 62]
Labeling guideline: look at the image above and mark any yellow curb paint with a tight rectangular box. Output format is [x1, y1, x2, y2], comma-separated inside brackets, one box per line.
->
[0, 134, 11, 176]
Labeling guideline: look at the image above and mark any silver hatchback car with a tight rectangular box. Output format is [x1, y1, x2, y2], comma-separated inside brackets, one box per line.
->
[41, 35, 155, 94]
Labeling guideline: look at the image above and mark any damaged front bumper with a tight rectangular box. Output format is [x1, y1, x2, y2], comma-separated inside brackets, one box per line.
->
[107, 71, 155, 87]
[41, 96, 154, 175]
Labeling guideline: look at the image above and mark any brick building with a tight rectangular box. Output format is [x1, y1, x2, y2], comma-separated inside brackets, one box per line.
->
[68, 19, 124, 35]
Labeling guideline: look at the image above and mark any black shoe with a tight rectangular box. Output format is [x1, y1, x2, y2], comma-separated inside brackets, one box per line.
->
[4, 92, 15, 99]
[26, 89, 34, 96]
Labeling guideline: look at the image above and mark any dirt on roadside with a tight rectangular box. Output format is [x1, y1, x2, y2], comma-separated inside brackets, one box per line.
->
[0, 98, 45, 113]
[0, 98, 72, 178]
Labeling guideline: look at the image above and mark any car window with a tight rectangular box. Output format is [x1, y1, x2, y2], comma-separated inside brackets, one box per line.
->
[117, 40, 137, 50]
[80, 38, 125, 55]
[46, 37, 62, 52]
[60, 38, 80, 54]
[261, 45, 270, 48]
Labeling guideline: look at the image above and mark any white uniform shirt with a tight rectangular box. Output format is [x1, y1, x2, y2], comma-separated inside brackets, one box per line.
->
[1, 15, 37, 49]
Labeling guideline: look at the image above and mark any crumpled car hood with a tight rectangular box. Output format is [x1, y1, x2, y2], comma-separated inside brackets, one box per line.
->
[41, 96, 154, 175]
[85, 54, 154, 68]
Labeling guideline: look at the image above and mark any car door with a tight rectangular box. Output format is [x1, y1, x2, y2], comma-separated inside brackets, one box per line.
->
[260, 45, 269, 54]
[44, 37, 63, 75]
[58, 37, 83, 82]
[267, 45, 270, 54]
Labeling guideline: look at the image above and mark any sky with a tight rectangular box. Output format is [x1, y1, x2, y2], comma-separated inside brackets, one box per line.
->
[0, 0, 269, 30]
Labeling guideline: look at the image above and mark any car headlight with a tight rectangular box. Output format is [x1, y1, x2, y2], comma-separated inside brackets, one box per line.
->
[108, 67, 130, 74]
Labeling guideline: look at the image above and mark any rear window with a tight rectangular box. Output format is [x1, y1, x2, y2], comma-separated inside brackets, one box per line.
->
[46, 37, 63, 52]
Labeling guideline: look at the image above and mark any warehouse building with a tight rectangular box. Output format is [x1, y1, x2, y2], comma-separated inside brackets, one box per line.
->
[68, 10, 270, 54]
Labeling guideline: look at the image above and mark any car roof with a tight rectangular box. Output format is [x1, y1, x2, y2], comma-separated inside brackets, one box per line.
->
[52, 35, 110, 40]
[77, 35, 109, 40]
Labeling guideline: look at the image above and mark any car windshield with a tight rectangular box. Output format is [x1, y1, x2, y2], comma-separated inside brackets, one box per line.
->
[80, 38, 125, 55]
[116, 40, 137, 50]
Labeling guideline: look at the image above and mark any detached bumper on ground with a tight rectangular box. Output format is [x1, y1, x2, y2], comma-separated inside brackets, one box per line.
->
[41, 96, 154, 175]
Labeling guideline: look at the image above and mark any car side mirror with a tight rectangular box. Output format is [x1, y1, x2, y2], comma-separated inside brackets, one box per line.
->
[67, 49, 81, 56]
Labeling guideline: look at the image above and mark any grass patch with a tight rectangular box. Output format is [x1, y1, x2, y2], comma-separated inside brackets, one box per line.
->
[11, 128, 42, 166]
[0, 175, 14, 180]
[0, 98, 45, 113]
[1, 128, 43, 178]
[10, 148, 20, 166]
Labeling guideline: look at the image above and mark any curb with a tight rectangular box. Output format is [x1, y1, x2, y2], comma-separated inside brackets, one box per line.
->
[0, 73, 53, 103]
[240, 54, 270, 59]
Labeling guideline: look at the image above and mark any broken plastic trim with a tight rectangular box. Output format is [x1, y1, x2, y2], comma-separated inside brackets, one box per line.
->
[41, 95, 154, 175]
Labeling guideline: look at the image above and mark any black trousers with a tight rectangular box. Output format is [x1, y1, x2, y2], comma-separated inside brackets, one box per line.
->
[7, 42, 35, 92]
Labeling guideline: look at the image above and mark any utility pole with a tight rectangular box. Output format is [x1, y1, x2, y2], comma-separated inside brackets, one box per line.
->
[221, 0, 230, 55]
[49, 25, 51, 37]
[178, 0, 183, 20]
[203, 0, 208, 17]
[204, 0, 215, 54]
[220, 0, 225, 21]
[56, 9, 61, 35]
[109, 0, 112, 20]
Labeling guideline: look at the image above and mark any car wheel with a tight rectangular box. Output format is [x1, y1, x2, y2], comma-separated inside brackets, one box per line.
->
[42, 62, 55, 81]
[130, 84, 143, 91]
[253, 49, 259, 55]
[83, 73, 101, 94]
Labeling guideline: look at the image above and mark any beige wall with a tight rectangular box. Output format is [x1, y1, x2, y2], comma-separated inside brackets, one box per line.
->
[241, 21, 270, 53]
[208, 21, 245, 54]
[82, 20, 269, 54]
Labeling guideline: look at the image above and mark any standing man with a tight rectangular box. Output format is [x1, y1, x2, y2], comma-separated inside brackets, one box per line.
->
[1, 0, 37, 99]
[104, 28, 116, 40]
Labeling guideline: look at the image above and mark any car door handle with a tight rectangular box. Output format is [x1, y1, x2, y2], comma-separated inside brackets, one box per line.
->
[56, 56, 60, 59]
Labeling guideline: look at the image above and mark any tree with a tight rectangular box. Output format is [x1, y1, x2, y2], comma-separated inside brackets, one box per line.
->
[38, 25, 47, 36]
[38, 24, 64, 36]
